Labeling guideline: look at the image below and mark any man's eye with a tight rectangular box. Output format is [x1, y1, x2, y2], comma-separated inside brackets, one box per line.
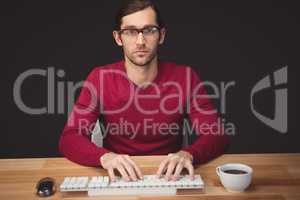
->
[143, 28, 151, 34]
[124, 29, 137, 35]
[143, 27, 159, 35]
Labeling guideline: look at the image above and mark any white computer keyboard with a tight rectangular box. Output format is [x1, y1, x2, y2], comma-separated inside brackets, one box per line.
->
[60, 174, 204, 196]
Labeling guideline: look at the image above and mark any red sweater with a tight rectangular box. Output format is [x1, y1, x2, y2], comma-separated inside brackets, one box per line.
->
[59, 61, 229, 166]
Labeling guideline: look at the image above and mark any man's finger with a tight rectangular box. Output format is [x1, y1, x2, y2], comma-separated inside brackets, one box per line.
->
[116, 164, 130, 182]
[185, 161, 195, 180]
[108, 168, 116, 182]
[164, 162, 176, 181]
[172, 159, 184, 181]
[125, 155, 143, 180]
[120, 157, 137, 181]
[156, 159, 169, 178]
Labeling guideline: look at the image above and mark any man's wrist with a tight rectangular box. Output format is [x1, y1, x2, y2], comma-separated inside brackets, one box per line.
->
[179, 150, 193, 162]
[100, 152, 112, 166]
[169, 151, 193, 163]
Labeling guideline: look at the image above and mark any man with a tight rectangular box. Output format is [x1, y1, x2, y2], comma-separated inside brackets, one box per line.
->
[59, 0, 229, 182]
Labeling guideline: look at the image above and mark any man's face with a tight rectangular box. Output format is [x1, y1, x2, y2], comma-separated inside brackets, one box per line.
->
[113, 7, 166, 66]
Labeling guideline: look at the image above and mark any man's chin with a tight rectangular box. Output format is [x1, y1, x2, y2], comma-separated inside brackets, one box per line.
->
[130, 58, 151, 66]
[134, 61, 149, 66]
[130, 55, 156, 67]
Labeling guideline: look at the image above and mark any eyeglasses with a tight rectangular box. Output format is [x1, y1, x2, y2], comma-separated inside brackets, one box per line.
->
[118, 26, 160, 39]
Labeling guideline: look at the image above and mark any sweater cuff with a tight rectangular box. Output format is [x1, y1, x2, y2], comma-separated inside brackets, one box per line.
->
[97, 148, 111, 168]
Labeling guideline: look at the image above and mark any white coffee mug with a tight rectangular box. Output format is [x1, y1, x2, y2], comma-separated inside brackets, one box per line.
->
[216, 163, 253, 192]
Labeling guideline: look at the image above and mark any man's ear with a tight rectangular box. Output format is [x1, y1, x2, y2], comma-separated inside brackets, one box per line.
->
[113, 31, 123, 46]
[159, 28, 166, 45]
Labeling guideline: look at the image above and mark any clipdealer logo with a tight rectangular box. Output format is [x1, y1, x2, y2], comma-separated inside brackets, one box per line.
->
[250, 66, 288, 134]
[12, 65, 288, 134]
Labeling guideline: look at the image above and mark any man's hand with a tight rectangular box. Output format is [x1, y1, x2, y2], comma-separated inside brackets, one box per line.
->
[156, 151, 194, 181]
[100, 152, 143, 182]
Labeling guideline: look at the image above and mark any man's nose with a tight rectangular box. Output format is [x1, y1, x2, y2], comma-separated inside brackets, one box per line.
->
[136, 32, 146, 45]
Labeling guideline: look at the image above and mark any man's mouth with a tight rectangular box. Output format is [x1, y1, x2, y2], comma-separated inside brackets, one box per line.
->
[134, 51, 149, 57]
[135, 51, 148, 53]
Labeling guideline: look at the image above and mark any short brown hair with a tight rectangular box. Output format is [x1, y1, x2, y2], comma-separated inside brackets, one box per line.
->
[114, 0, 165, 30]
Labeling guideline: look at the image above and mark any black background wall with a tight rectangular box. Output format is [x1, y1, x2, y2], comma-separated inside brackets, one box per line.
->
[1, 1, 298, 158]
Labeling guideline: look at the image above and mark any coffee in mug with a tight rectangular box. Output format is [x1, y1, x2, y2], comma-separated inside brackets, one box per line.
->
[216, 163, 253, 192]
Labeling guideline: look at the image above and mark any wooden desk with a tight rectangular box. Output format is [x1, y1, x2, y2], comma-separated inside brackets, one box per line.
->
[0, 154, 299, 200]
